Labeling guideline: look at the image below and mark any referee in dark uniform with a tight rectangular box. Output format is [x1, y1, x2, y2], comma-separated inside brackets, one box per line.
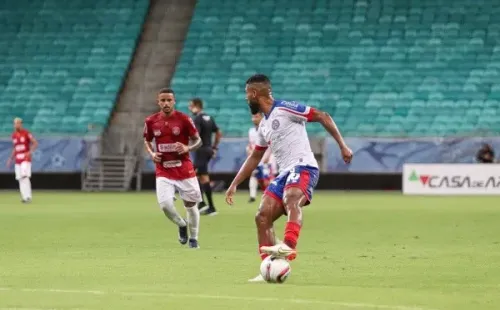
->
[189, 98, 222, 216]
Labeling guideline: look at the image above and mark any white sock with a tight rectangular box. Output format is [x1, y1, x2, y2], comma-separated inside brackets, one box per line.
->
[249, 176, 258, 198]
[18, 180, 25, 200]
[25, 178, 32, 199]
[159, 200, 187, 227]
[19, 178, 31, 200]
[185, 206, 200, 240]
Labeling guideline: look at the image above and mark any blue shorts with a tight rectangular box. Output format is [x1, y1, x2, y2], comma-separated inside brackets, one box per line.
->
[264, 165, 319, 205]
[254, 163, 271, 180]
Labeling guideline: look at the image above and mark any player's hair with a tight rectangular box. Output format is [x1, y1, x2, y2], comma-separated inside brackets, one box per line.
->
[246, 74, 271, 86]
[190, 97, 203, 109]
[158, 88, 175, 95]
[14, 117, 22, 123]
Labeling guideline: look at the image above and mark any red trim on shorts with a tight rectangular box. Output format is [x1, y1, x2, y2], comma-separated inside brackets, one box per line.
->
[284, 169, 311, 202]
[263, 190, 283, 206]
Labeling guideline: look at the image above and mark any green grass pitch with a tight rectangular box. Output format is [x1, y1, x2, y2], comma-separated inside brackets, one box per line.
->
[0, 191, 499, 310]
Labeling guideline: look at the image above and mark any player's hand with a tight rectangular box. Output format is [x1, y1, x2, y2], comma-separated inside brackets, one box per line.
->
[341, 146, 353, 164]
[225, 184, 237, 206]
[175, 142, 189, 155]
[150, 152, 162, 163]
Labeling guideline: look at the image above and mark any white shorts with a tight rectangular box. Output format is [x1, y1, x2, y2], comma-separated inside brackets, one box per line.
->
[156, 177, 202, 205]
[15, 161, 32, 180]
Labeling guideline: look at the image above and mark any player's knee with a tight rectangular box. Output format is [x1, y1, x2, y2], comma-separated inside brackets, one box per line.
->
[159, 199, 174, 211]
[184, 200, 197, 208]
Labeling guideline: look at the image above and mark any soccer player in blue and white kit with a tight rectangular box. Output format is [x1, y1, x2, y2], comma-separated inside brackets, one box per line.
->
[225, 74, 353, 282]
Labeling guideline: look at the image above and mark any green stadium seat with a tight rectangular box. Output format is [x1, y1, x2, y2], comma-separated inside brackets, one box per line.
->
[0, 0, 148, 135]
[171, 0, 500, 136]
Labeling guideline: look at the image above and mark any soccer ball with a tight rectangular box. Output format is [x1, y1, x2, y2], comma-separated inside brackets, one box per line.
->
[259, 256, 291, 283]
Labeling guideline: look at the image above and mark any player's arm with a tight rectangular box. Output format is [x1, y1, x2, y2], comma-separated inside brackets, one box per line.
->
[261, 147, 272, 164]
[28, 133, 38, 155]
[143, 120, 161, 162]
[176, 115, 202, 154]
[229, 146, 267, 188]
[187, 133, 202, 152]
[6, 147, 15, 167]
[310, 109, 353, 163]
[212, 119, 222, 152]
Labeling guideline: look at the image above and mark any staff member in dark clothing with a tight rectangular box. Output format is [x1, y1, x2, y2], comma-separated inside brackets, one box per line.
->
[476, 143, 496, 163]
[189, 98, 222, 216]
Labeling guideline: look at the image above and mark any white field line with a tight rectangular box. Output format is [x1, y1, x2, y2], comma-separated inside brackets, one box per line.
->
[0, 287, 438, 310]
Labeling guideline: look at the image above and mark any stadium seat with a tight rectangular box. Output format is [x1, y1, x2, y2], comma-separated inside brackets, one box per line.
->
[171, 0, 500, 137]
[0, 0, 148, 135]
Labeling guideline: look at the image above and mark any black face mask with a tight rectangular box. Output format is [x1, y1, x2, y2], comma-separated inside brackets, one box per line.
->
[248, 101, 260, 115]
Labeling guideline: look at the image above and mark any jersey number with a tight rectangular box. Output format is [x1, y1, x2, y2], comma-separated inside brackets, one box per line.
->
[287, 172, 300, 183]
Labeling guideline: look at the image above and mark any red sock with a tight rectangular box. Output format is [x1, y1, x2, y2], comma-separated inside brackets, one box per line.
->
[284, 222, 301, 249]
[259, 244, 271, 260]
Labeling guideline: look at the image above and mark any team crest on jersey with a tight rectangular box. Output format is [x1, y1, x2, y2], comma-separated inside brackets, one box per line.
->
[272, 119, 280, 130]
[153, 130, 161, 137]
[172, 126, 180, 135]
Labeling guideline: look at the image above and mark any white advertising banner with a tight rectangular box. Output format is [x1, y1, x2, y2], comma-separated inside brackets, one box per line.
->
[403, 164, 500, 195]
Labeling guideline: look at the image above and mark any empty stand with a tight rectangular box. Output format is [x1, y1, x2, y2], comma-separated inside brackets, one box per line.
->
[172, 0, 500, 136]
[0, 0, 148, 135]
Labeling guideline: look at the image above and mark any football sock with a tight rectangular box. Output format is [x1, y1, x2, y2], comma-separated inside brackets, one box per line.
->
[19, 177, 31, 200]
[25, 178, 32, 199]
[159, 200, 187, 227]
[185, 206, 200, 240]
[202, 183, 215, 208]
[284, 222, 301, 249]
[249, 176, 258, 199]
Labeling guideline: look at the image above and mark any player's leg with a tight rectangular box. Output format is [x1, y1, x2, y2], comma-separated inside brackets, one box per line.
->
[15, 164, 24, 202]
[176, 177, 203, 248]
[248, 177, 286, 282]
[195, 150, 216, 215]
[255, 194, 285, 260]
[156, 177, 188, 244]
[198, 173, 217, 215]
[248, 166, 261, 203]
[21, 162, 32, 202]
[193, 150, 208, 209]
[260, 166, 320, 261]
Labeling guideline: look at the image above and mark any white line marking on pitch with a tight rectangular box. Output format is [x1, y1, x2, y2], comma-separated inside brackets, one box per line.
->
[0, 287, 438, 310]
[0, 308, 58, 310]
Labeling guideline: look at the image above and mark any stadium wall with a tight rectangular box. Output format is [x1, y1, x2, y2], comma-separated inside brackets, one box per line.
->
[0, 137, 498, 190]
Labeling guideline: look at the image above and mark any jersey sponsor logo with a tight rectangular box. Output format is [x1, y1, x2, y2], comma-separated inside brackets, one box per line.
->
[15, 144, 26, 152]
[172, 126, 180, 136]
[157, 143, 177, 152]
[280, 101, 299, 109]
[162, 160, 182, 168]
[272, 119, 280, 130]
[202, 115, 211, 121]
